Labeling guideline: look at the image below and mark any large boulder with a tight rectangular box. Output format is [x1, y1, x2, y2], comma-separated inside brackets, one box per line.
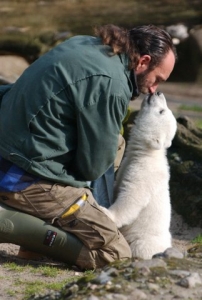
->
[168, 116, 202, 227]
[169, 25, 202, 84]
[189, 26, 202, 83]
[0, 55, 29, 84]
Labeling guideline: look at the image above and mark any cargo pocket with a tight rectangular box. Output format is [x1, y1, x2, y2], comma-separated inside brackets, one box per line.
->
[56, 194, 119, 250]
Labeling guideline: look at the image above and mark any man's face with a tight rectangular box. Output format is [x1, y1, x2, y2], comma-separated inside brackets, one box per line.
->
[136, 68, 152, 94]
[135, 50, 175, 94]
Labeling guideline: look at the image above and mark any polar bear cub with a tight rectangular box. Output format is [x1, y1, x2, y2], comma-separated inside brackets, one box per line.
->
[102, 92, 177, 259]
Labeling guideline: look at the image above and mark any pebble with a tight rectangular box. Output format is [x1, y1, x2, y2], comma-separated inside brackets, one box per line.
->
[130, 289, 148, 299]
[87, 295, 100, 300]
[153, 247, 184, 259]
[132, 258, 167, 269]
[163, 247, 184, 259]
[168, 270, 191, 278]
[178, 272, 202, 288]
[94, 267, 119, 284]
[0, 55, 29, 84]
[105, 294, 128, 300]
[68, 284, 79, 294]
[137, 266, 151, 276]
[94, 270, 112, 284]
[147, 282, 160, 292]
[105, 267, 119, 277]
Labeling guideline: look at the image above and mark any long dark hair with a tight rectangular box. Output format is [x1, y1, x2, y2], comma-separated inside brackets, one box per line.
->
[94, 24, 177, 70]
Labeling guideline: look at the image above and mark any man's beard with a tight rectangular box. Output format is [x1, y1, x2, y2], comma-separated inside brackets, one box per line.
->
[136, 70, 150, 94]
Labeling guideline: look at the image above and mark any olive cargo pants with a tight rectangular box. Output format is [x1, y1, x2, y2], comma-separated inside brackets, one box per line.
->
[0, 181, 131, 269]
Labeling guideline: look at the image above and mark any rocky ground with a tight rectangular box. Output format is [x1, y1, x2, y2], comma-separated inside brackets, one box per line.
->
[0, 82, 202, 299]
[0, 208, 202, 300]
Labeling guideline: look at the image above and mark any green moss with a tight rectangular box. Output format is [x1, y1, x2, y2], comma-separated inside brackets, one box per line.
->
[2, 262, 28, 272]
[149, 266, 168, 277]
[166, 257, 200, 270]
[195, 120, 202, 129]
[0, 34, 43, 62]
[192, 234, 202, 244]
[178, 104, 202, 112]
[77, 272, 96, 284]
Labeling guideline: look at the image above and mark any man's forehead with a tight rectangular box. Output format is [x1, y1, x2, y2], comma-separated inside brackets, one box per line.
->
[157, 50, 175, 80]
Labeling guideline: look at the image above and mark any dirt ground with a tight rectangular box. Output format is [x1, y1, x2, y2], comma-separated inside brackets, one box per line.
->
[0, 208, 201, 300]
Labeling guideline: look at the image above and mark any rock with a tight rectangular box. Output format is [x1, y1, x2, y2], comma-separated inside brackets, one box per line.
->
[0, 55, 29, 84]
[190, 26, 202, 55]
[137, 266, 151, 276]
[130, 289, 147, 299]
[0, 36, 43, 63]
[168, 270, 191, 278]
[94, 270, 112, 284]
[152, 247, 184, 259]
[169, 25, 202, 84]
[2, 26, 30, 34]
[178, 272, 202, 288]
[169, 116, 202, 227]
[163, 247, 184, 259]
[104, 267, 119, 277]
[187, 244, 202, 258]
[147, 282, 160, 292]
[38, 30, 72, 46]
[105, 294, 128, 300]
[189, 26, 202, 83]
[166, 24, 189, 45]
[131, 258, 167, 269]
[87, 295, 100, 300]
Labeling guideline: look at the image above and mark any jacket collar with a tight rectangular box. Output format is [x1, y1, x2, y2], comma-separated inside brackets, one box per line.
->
[130, 70, 139, 100]
[119, 53, 139, 100]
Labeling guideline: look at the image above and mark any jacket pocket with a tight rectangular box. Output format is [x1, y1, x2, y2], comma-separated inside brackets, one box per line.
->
[57, 196, 118, 250]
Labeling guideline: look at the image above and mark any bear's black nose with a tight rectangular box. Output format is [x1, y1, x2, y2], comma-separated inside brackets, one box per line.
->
[147, 93, 153, 104]
[156, 91, 162, 96]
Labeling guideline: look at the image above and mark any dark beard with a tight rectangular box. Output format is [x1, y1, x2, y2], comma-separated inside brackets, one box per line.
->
[136, 70, 149, 94]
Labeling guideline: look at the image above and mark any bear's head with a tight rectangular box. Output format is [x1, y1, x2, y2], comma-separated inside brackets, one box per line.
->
[133, 92, 177, 150]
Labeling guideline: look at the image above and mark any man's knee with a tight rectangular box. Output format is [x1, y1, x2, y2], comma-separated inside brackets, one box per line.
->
[75, 231, 132, 270]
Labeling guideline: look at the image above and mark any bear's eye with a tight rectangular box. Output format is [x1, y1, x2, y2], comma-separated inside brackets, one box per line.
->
[159, 109, 165, 114]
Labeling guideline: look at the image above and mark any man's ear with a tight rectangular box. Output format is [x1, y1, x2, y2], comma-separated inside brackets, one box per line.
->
[136, 55, 151, 73]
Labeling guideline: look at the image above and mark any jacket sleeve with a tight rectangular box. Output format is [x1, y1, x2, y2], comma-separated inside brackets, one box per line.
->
[73, 92, 128, 181]
[0, 84, 14, 107]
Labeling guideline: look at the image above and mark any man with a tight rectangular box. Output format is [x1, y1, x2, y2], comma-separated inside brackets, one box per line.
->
[0, 24, 176, 269]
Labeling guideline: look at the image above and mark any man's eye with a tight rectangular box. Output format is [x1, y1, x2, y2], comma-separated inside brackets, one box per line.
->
[159, 109, 164, 114]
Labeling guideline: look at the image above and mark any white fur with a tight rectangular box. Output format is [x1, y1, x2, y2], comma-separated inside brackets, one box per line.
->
[102, 92, 177, 259]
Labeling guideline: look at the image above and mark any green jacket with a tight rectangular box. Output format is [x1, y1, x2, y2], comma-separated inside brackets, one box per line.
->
[0, 35, 138, 187]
